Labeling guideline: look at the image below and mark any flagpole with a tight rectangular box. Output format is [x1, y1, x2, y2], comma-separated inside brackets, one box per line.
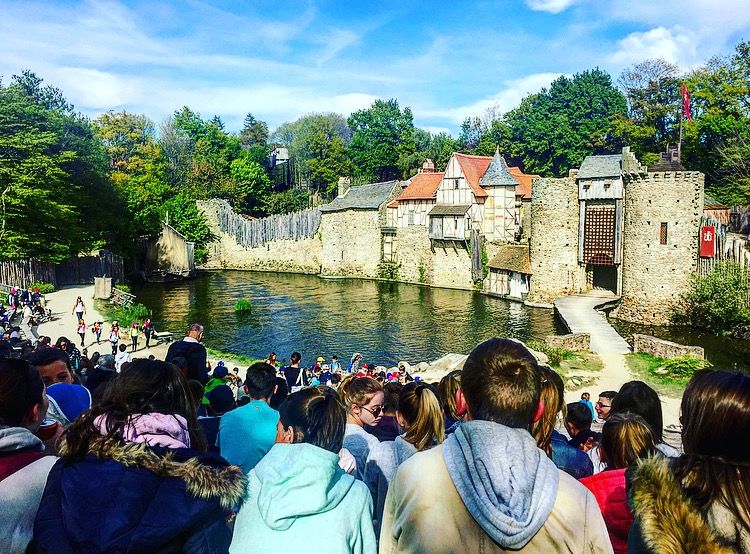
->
[678, 110, 683, 163]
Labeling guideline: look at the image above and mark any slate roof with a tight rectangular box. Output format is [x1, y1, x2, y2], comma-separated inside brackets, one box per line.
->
[488, 244, 532, 274]
[395, 172, 444, 202]
[428, 204, 472, 216]
[480, 150, 518, 187]
[508, 167, 539, 200]
[320, 180, 399, 212]
[704, 194, 728, 210]
[577, 154, 623, 179]
[453, 153, 491, 198]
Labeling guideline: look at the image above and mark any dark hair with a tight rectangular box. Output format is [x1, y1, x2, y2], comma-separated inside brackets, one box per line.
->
[599, 390, 617, 401]
[62, 359, 206, 460]
[245, 362, 277, 399]
[187, 380, 204, 407]
[55, 336, 72, 349]
[290, 352, 301, 364]
[383, 381, 402, 414]
[566, 402, 593, 430]
[24, 347, 71, 370]
[610, 381, 663, 442]
[278, 388, 346, 453]
[269, 376, 289, 409]
[672, 369, 750, 536]
[330, 373, 341, 385]
[118, 343, 127, 352]
[461, 338, 541, 428]
[0, 358, 44, 427]
[599, 412, 655, 468]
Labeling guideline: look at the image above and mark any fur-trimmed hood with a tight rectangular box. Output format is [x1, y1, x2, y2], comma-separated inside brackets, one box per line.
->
[33, 436, 247, 553]
[630, 456, 748, 554]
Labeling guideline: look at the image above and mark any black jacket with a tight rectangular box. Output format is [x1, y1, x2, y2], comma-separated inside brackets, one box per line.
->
[167, 339, 208, 384]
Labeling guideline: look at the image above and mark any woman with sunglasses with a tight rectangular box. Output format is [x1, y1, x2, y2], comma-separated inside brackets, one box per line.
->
[341, 377, 383, 481]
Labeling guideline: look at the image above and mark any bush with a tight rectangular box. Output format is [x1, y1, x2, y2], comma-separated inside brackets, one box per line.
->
[234, 298, 252, 313]
[526, 339, 572, 368]
[661, 355, 712, 379]
[29, 281, 55, 294]
[377, 261, 400, 281]
[114, 283, 131, 293]
[111, 302, 151, 324]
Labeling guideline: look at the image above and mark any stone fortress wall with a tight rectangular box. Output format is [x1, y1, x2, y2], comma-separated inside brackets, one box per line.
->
[320, 210, 383, 278]
[617, 171, 704, 325]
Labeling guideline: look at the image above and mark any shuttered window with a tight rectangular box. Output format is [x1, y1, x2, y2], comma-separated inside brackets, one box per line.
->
[660, 223, 668, 245]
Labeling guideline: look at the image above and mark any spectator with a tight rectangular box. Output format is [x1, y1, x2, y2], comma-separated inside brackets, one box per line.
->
[593, 390, 617, 430]
[366, 381, 401, 442]
[629, 370, 750, 552]
[199, 385, 235, 454]
[24, 348, 73, 386]
[366, 381, 445, 534]
[283, 351, 308, 392]
[341, 377, 383, 481]
[580, 413, 656, 553]
[218, 362, 279, 474]
[166, 323, 208, 384]
[45, 383, 92, 429]
[580, 392, 596, 419]
[565, 402, 598, 450]
[269, 376, 289, 409]
[202, 362, 229, 406]
[84, 354, 116, 401]
[379, 338, 612, 552]
[0, 358, 58, 554]
[114, 343, 130, 371]
[438, 370, 463, 433]
[230, 388, 376, 554]
[31, 359, 244, 553]
[55, 337, 81, 375]
[532, 366, 593, 479]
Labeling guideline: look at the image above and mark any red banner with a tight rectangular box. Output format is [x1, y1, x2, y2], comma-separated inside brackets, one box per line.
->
[700, 225, 715, 258]
[682, 84, 694, 122]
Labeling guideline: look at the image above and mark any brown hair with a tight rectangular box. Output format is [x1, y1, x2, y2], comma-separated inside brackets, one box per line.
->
[339, 376, 382, 411]
[278, 388, 346, 453]
[438, 370, 462, 423]
[461, 338, 541, 428]
[531, 366, 564, 456]
[600, 412, 656, 468]
[673, 370, 750, 535]
[398, 382, 445, 451]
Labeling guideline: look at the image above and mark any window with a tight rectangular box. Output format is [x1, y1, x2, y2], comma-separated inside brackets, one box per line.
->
[455, 218, 459, 230]
[408, 210, 415, 225]
[454, 179, 460, 190]
[660, 222, 668, 245]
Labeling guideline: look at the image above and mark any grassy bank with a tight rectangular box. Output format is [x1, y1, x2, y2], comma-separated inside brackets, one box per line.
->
[527, 339, 604, 390]
[625, 352, 709, 397]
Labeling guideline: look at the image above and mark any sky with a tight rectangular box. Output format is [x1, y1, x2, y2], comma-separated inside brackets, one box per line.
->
[2, 0, 749, 135]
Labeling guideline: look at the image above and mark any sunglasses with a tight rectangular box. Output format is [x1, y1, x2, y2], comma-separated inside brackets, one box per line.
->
[359, 404, 385, 417]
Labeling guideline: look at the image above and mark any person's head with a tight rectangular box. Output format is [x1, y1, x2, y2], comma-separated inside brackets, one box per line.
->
[275, 388, 346, 453]
[90, 352, 100, 366]
[565, 402, 593, 436]
[460, 338, 541, 428]
[267, 352, 277, 363]
[0, 358, 47, 432]
[187, 380, 204, 410]
[46, 383, 92, 428]
[397, 382, 445, 451]
[332, 355, 338, 362]
[269, 376, 289, 410]
[610, 381, 663, 442]
[98, 354, 115, 369]
[290, 352, 301, 366]
[118, 343, 127, 353]
[24, 348, 73, 386]
[382, 381, 402, 415]
[330, 373, 341, 387]
[55, 336, 72, 350]
[63, 359, 206, 459]
[596, 390, 617, 421]
[186, 323, 203, 341]
[244, 362, 278, 400]
[206, 385, 235, 416]
[76, 296, 82, 303]
[438, 370, 462, 423]
[340, 376, 384, 427]
[599, 412, 656, 469]
[532, 366, 565, 456]
[581, 392, 590, 401]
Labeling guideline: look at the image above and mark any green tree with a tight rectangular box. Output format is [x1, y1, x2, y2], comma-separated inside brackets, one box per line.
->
[229, 153, 272, 213]
[240, 113, 269, 146]
[161, 193, 214, 263]
[264, 189, 310, 214]
[347, 99, 416, 182]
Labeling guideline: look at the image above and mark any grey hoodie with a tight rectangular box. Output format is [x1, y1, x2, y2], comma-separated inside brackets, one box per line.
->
[442, 419, 559, 549]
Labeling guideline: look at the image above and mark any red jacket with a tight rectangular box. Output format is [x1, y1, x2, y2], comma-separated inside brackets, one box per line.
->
[580, 468, 632, 554]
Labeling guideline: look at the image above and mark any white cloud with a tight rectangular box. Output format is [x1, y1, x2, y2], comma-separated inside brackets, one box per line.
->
[421, 126, 452, 135]
[51, 67, 143, 109]
[525, 0, 579, 13]
[608, 26, 697, 67]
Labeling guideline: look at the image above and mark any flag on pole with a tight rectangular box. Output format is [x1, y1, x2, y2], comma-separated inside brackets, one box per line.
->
[681, 83, 693, 122]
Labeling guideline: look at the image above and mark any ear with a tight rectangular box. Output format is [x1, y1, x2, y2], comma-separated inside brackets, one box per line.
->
[273, 384, 278, 395]
[243, 384, 249, 394]
[279, 425, 294, 444]
[532, 399, 545, 424]
[455, 388, 469, 418]
[395, 411, 407, 428]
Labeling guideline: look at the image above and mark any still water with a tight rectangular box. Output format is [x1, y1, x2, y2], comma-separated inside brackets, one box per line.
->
[135, 270, 562, 366]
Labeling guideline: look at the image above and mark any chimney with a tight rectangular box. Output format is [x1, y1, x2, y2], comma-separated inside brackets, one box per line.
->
[420, 159, 435, 173]
[569, 168, 579, 178]
[337, 176, 351, 197]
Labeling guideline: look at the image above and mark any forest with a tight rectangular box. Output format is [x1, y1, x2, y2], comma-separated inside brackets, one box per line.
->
[1, 39, 749, 263]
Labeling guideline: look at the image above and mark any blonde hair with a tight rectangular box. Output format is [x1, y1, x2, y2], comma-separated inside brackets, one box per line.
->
[600, 412, 656, 468]
[339, 376, 382, 411]
[399, 382, 445, 451]
[438, 370, 461, 422]
[531, 366, 564, 457]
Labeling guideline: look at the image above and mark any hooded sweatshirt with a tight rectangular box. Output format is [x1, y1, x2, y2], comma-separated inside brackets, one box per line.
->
[231, 442, 376, 554]
[0, 427, 57, 554]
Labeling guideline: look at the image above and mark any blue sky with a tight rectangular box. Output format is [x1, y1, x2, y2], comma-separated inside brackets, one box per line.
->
[2, 0, 749, 135]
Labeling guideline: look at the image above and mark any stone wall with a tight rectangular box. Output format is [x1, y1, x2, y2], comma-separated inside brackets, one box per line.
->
[527, 178, 585, 304]
[393, 226, 475, 289]
[633, 334, 704, 359]
[617, 171, 703, 325]
[545, 333, 591, 352]
[201, 203, 322, 273]
[320, 209, 382, 278]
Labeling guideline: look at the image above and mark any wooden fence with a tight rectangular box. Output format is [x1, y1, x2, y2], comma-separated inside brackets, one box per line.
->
[216, 200, 322, 248]
[697, 215, 750, 276]
[0, 251, 124, 288]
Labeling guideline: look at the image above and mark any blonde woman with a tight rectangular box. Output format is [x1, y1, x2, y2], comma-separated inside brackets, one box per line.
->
[365, 381, 445, 533]
[340, 377, 383, 481]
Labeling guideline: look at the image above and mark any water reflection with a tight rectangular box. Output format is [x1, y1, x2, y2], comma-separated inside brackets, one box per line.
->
[135, 271, 561, 366]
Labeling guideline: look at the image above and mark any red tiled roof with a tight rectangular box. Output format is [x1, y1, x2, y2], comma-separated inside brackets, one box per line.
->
[395, 172, 444, 202]
[454, 153, 491, 198]
[508, 166, 539, 200]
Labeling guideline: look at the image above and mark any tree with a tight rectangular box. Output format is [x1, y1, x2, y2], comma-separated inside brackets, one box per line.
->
[458, 117, 484, 151]
[161, 193, 214, 263]
[229, 153, 272, 213]
[347, 99, 416, 182]
[240, 113, 269, 146]
[294, 115, 351, 196]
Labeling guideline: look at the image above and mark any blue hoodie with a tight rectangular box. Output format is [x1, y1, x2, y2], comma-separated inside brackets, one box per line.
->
[231, 442, 376, 554]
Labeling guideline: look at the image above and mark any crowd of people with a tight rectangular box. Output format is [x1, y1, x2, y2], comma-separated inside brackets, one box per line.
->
[1, 316, 749, 553]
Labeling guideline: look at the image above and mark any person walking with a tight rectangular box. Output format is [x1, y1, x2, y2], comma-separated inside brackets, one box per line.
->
[108, 323, 119, 356]
[90, 321, 102, 345]
[76, 319, 86, 348]
[166, 323, 208, 385]
[71, 296, 86, 322]
[129, 322, 139, 352]
[142, 319, 152, 348]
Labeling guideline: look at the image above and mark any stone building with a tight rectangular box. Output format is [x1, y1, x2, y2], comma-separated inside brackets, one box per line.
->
[485, 243, 532, 300]
[319, 180, 401, 278]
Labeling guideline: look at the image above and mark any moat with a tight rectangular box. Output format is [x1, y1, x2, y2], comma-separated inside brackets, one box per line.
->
[135, 270, 563, 366]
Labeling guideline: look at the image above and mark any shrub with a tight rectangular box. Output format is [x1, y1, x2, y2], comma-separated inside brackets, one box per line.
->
[114, 283, 131, 293]
[377, 261, 400, 281]
[111, 302, 151, 324]
[234, 298, 252, 313]
[661, 355, 711, 379]
[29, 281, 55, 294]
[526, 339, 572, 367]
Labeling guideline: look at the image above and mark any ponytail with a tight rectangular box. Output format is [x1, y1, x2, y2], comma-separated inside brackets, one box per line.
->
[278, 388, 346, 453]
[399, 382, 445, 451]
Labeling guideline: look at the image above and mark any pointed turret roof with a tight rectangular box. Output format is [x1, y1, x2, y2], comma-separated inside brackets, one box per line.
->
[480, 148, 518, 187]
